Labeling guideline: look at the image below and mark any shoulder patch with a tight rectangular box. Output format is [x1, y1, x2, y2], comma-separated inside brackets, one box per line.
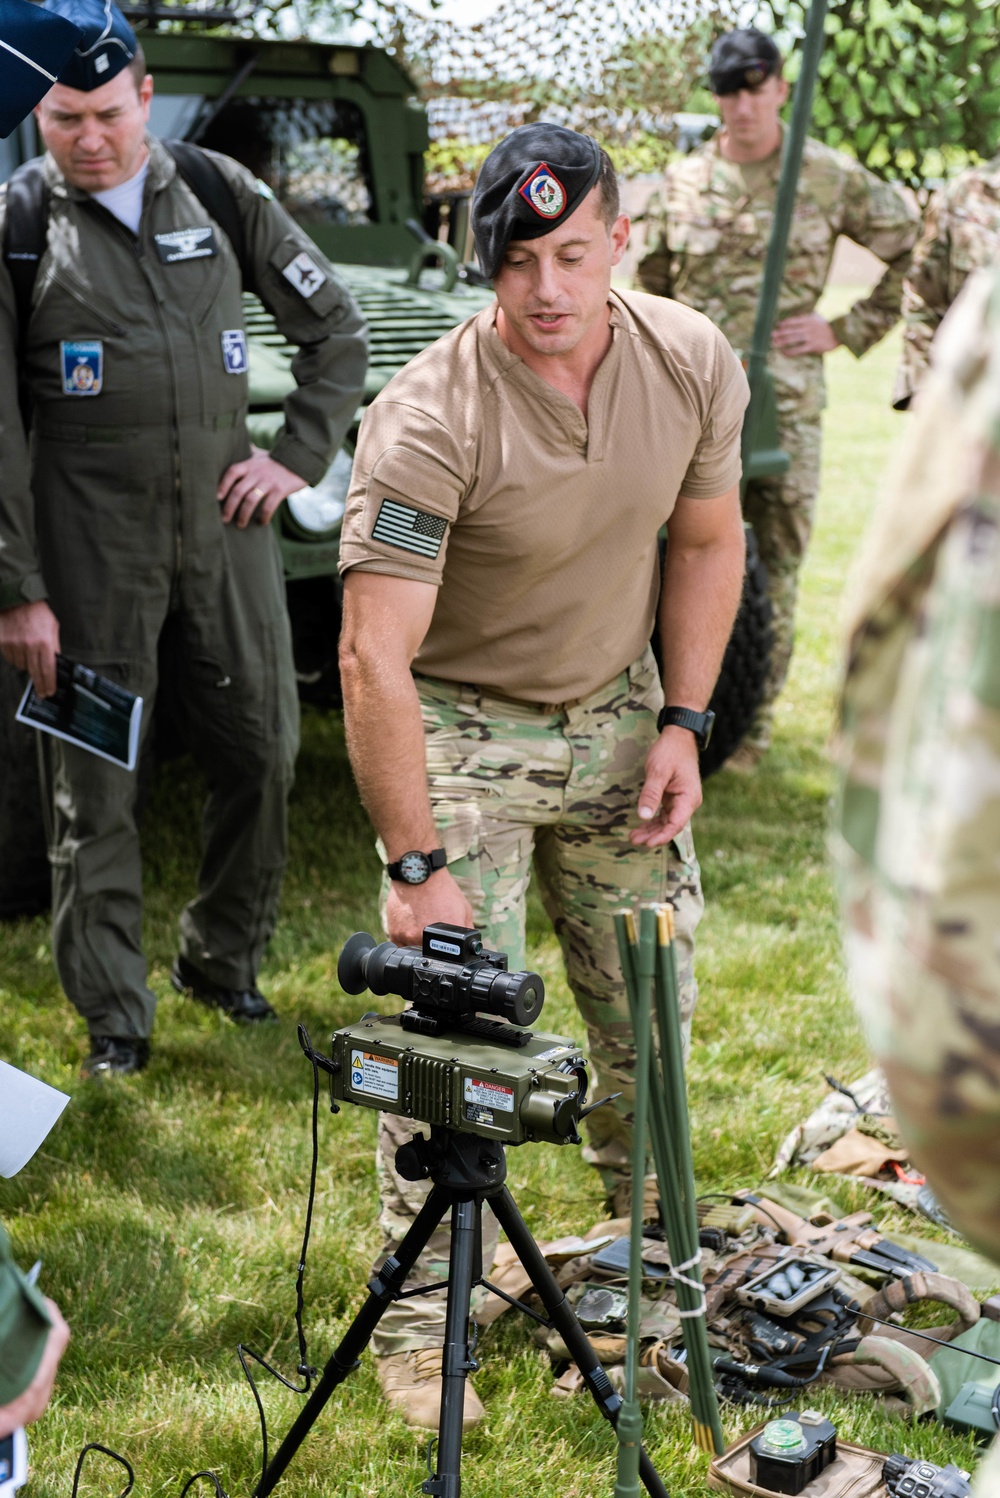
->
[372, 499, 447, 558]
[254, 178, 275, 200]
[282, 251, 327, 298]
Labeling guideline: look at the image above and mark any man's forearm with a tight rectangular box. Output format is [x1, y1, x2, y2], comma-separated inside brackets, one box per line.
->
[658, 524, 746, 706]
[340, 644, 438, 858]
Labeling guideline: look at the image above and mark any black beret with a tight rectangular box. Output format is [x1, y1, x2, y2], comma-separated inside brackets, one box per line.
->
[41, 0, 136, 91]
[471, 123, 603, 281]
[709, 27, 781, 96]
[0, 0, 83, 136]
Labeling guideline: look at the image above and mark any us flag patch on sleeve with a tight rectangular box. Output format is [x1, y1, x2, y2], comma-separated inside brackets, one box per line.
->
[371, 499, 448, 558]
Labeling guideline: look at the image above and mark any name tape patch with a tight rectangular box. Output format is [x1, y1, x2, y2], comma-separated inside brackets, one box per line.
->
[153, 226, 218, 264]
[282, 251, 327, 298]
[519, 162, 567, 219]
[371, 499, 447, 559]
[221, 329, 249, 375]
[61, 340, 102, 395]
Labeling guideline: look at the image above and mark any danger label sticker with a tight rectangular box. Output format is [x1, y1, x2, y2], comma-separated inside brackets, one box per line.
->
[350, 1049, 399, 1101]
[463, 1076, 514, 1113]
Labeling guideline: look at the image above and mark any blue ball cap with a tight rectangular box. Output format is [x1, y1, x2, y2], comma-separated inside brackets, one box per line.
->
[41, 0, 137, 91]
[0, 0, 83, 135]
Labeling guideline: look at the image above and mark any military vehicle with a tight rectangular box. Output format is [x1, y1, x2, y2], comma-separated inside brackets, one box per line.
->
[0, 23, 493, 917]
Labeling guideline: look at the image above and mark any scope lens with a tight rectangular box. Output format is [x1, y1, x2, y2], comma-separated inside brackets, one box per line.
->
[492, 970, 544, 1027]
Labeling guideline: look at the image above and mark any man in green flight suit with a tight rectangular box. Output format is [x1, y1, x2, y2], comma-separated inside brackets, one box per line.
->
[638, 27, 918, 768]
[0, 0, 367, 1076]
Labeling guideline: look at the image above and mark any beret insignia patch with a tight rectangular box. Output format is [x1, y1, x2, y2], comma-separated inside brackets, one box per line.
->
[519, 163, 567, 219]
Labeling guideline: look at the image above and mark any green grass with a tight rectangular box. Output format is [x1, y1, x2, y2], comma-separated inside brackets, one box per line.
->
[1, 298, 992, 1497]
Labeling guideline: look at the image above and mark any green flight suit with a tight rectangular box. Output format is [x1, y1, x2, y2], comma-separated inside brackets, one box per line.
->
[0, 1223, 51, 1407]
[0, 137, 367, 1039]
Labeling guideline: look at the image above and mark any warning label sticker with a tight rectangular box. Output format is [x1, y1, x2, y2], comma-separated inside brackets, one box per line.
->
[463, 1076, 514, 1113]
[350, 1049, 399, 1102]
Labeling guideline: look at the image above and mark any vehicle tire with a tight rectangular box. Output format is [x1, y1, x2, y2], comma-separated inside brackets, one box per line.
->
[699, 525, 772, 778]
[0, 656, 51, 920]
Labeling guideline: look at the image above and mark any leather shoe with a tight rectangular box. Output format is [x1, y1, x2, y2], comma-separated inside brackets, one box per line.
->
[82, 1035, 150, 1078]
[171, 955, 277, 1023]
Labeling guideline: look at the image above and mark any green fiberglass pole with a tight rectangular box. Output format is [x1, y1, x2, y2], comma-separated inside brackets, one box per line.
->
[740, 0, 830, 491]
[653, 906, 723, 1454]
[613, 909, 723, 1457]
[613, 907, 657, 1498]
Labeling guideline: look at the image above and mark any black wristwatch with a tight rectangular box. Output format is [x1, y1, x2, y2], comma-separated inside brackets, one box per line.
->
[657, 705, 716, 750]
[386, 847, 447, 885]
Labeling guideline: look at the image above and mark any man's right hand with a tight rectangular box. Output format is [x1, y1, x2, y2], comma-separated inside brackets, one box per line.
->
[385, 867, 474, 946]
[0, 601, 61, 698]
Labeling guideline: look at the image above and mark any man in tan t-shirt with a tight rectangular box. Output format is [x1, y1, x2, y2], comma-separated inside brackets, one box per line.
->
[338, 123, 749, 1430]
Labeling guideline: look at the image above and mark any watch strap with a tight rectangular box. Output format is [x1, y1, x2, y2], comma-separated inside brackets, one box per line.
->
[386, 847, 447, 882]
[657, 705, 715, 749]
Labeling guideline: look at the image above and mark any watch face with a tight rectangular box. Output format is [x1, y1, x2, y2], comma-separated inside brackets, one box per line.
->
[398, 851, 430, 885]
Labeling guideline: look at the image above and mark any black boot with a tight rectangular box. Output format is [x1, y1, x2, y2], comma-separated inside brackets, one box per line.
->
[171, 955, 277, 1023]
[82, 1035, 151, 1078]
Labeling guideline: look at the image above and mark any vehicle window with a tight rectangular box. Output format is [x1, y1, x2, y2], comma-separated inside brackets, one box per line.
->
[196, 97, 373, 226]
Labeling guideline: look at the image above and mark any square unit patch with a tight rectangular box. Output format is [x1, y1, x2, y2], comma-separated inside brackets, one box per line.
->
[61, 340, 102, 395]
[221, 329, 249, 375]
[281, 251, 327, 299]
[371, 499, 447, 558]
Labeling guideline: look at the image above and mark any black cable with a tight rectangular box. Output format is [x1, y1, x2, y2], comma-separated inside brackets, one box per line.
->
[70, 1443, 135, 1498]
[235, 1025, 323, 1484]
[69, 1028, 327, 1498]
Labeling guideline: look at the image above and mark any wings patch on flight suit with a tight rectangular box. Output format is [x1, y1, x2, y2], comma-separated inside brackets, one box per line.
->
[153, 227, 218, 263]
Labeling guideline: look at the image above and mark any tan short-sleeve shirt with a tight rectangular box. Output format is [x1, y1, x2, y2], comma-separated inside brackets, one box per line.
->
[339, 288, 748, 702]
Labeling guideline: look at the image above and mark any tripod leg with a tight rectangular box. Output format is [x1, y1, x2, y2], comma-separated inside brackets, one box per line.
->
[254, 1183, 452, 1498]
[426, 1196, 481, 1498]
[491, 1188, 670, 1498]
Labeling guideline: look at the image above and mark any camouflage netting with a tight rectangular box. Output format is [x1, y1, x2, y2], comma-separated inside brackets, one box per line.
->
[294, 0, 1000, 192]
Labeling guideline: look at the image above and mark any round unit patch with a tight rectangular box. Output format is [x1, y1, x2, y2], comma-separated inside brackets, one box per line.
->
[519, 162, 567, 219]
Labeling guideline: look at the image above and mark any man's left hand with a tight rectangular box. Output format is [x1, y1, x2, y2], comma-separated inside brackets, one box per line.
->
[630, 726, 702, 848]
[771, 313, 840, 356]
[217, 446, 306, 529]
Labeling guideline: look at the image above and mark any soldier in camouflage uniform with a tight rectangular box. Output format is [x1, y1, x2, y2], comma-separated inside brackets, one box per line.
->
[638, 28, 918, 766]
[893, 152, 1000, 409]
[338, 124, 749, 1428]
[833, 266, 1000, 1278]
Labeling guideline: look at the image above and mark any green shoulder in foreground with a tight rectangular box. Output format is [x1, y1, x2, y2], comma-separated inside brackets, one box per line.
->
[833, 265, 1000, 1265]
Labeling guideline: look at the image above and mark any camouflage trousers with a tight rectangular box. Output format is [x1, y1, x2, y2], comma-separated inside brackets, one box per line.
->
[743, 412, 822, 752]
[372, 646, 704, 1355]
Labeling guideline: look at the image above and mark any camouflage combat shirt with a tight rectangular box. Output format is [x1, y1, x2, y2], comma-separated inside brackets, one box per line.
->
[637, 128, 918, 419]
[894, 151, 1000, 408]
[833, 267, 1000, 1261]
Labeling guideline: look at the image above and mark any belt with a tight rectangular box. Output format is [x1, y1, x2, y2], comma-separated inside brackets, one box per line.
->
[413, 672, 594, 718]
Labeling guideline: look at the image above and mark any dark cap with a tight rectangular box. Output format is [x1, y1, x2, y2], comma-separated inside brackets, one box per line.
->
[471, 123, 604, 281]
[709, 27, 781, 96]
[41, 0, 136, 91]
[0, 0, 83, 136]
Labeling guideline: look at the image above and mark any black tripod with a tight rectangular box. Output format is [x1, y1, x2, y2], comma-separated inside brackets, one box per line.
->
[254, 1127, 669, 1498]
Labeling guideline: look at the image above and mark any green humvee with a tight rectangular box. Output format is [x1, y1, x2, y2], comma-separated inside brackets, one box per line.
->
[0, 25, 493, 917]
